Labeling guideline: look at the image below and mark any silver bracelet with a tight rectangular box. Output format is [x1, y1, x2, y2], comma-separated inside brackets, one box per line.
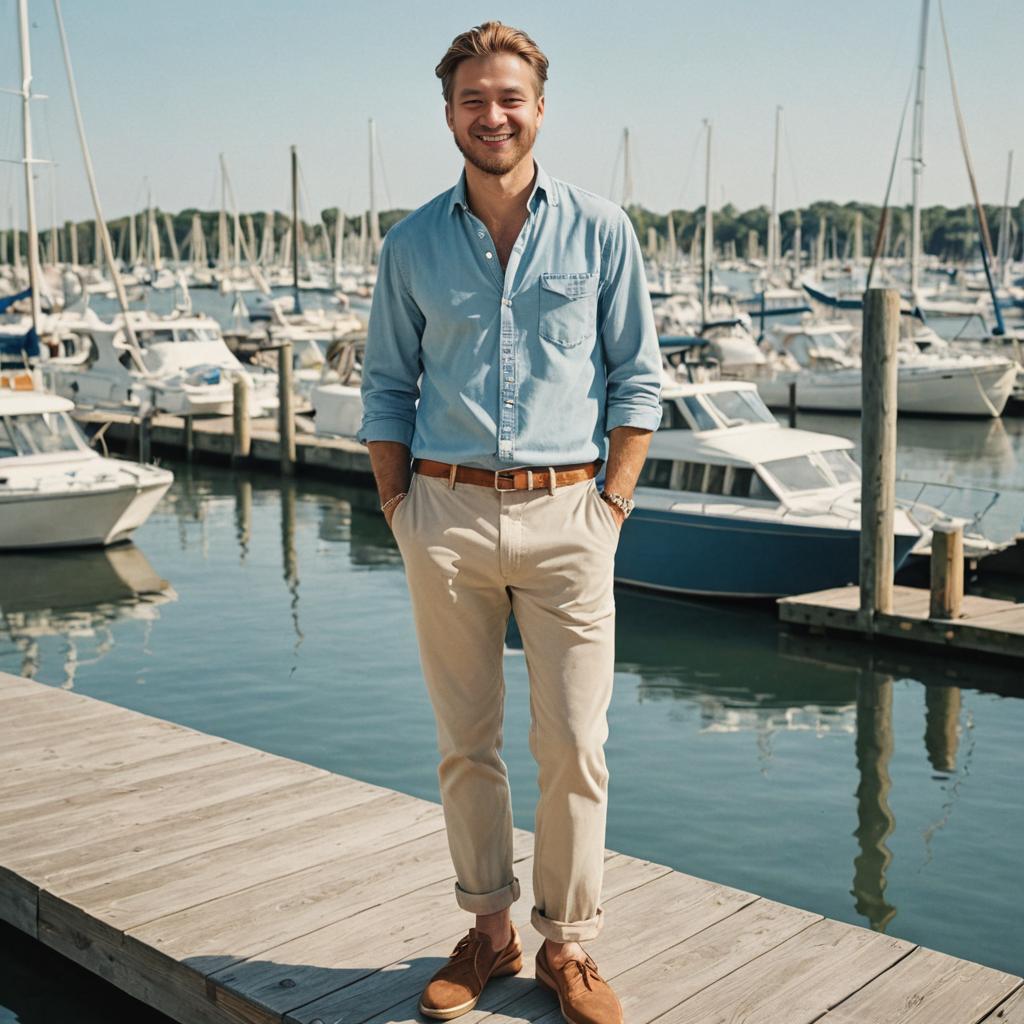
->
[380, 491, 407, 513]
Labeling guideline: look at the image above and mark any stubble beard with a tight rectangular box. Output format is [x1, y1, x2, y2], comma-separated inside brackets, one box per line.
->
[453, 125, 535, 177]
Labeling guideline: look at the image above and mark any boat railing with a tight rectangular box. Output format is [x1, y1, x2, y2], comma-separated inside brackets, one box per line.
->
[895, 474, 1019, 543]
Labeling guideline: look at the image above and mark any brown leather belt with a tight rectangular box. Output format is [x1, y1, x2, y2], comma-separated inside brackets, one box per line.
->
[413, 457, 601, 491]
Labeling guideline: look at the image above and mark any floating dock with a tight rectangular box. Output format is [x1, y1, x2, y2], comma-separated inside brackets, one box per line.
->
[780, 584, 1024, 661]
[1, 671, 1020, 1024]
[74, 408, 372, 479]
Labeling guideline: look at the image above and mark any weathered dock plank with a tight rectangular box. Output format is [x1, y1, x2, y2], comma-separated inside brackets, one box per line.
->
[1, 673, 1020, 1024]
[779, 585, 1024, 661]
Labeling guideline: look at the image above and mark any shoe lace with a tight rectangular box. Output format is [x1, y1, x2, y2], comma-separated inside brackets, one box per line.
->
[447, 933, 480, 968]
[564, 955, 601, 993]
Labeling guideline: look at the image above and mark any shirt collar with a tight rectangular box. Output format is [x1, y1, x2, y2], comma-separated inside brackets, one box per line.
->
[448, 160, 558, 215]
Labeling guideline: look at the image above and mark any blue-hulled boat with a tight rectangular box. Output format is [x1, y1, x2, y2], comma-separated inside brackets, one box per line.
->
[598, 380, 921, 598]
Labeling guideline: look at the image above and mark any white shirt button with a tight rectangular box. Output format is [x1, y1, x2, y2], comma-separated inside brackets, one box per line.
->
[485, 252, 493, 260]
[477, 231, 485, 239]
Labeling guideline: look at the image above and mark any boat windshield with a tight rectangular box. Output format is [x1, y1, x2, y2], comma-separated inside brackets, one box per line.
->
[681, 396, 717, 431]
[2, 412, 86, 457]
[704, 389, 776, 426]
[136, 327, 221, 345]
[822, 449, 860, 484]
[762, 455, 833, 493]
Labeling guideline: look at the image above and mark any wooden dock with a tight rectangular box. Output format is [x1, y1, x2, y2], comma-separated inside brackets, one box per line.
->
[780, 584, 1024, 661]
[1, 672, 1021, 1023]
[74, 408, 373, 480]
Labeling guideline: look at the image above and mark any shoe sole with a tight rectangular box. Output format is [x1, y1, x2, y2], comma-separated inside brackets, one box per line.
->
[418, 954, 523, 1020]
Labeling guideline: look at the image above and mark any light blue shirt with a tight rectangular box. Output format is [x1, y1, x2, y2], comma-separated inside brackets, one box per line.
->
[356, 162, 663, 469]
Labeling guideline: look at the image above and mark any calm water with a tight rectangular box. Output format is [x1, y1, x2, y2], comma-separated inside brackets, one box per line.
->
[1, 435, 1022, 1021]
[2, 287, 1024, 1018]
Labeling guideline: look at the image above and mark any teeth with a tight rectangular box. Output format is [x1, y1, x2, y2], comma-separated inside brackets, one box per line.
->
[480, 134, 512, 141]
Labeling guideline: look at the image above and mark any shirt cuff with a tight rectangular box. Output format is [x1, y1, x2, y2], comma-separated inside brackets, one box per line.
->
[605, 404, 663, 433]
[355, 416, 415, 447]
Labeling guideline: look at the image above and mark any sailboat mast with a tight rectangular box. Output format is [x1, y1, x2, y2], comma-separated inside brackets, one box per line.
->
[701, 119, 713, 324]
[368, 119, 381, 266]
[622, 127, 633, 209]
[291, 144, 301, 309]
[997, 150, 1014, 285]
[17, 0, 42, 334]
[768, 105, 781, 278]
[910, 0, 929, 298]
[52, 0, 138, 346]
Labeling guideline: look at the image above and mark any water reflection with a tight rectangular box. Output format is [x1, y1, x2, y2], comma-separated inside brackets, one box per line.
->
[0, 545, 176, 687]
[852, 677, 897, 931]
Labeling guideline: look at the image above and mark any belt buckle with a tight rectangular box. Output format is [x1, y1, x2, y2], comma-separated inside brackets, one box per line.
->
[494, 469, 518, 491]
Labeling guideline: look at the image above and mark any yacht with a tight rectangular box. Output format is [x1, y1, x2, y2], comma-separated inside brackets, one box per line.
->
[42, 309, 279, 417]
[755, 320, 1017, 418]
[602, 380, 921, 598]
[0, 390, 173, 548]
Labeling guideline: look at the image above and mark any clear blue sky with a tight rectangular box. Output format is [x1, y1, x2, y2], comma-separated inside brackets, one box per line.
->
[1, 0, 1021, 226]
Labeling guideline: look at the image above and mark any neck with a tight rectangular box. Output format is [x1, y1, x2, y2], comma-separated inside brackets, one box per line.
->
[464, 156, 536, 226]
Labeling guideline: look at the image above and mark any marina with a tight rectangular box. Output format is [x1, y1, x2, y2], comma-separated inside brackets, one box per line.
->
[2, 673, 1022, 1024]
[2, 0, 1023, 1019]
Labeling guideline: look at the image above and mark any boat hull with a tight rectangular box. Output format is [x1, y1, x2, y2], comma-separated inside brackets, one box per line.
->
[755, 362, 1016, 417]
[0, 475, 172, 549]
[613, 507, 918, 599]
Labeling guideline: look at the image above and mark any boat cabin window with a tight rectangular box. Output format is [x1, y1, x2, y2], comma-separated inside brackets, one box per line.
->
[3, 412, 85, 456]
[682, 397, 717, 431]
[704, 389, 775, 426]
[136, 330, 177, 347]
[762, 455, 832, 493]
[0, 420, 16, 459]
[639, 457, 776, 501]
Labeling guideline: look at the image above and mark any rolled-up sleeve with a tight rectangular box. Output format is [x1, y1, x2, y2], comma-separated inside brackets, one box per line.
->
[355, 231, 425, 447]
[598, 211, 663, 433]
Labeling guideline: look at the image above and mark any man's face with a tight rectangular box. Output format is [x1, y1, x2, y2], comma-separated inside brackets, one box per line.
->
[446, 53, 544, 177]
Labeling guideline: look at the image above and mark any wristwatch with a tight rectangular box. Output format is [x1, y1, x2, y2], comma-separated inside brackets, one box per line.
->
[600, 491, 635, 518]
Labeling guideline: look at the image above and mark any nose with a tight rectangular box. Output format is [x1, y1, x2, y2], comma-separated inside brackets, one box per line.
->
[478, 102, 507, 129]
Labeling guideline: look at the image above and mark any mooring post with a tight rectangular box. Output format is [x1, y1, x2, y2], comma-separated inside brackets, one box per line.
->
[859, 287, 900, 628]
[277, 341, 295, 476]
[184, 414, 194, 462]
[930, 522, 964, 619]
[232, 377, 250, 465]
[787, 381, 797, 428]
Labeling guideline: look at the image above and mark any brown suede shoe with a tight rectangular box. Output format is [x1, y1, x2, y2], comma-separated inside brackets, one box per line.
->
[418, 924, 523, 1020]
[535, 944, 623, 1024]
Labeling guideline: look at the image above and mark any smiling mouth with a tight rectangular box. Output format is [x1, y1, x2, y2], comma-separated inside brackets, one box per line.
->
[477, 132, 514, 143]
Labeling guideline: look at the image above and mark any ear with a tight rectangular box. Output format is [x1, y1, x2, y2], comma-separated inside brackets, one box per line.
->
[535, 93, 545, 128]
[445, 101, 454, 133]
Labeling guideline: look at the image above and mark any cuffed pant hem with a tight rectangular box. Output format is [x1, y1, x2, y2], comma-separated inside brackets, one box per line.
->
[530, 905, 604, 942]
[454, 877, 521, 915]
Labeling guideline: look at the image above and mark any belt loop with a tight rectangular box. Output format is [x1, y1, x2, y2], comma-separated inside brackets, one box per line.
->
[448, 463, 458, 489]
[547, 466, 557, 495]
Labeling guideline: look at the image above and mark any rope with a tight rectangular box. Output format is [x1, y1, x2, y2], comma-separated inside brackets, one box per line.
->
[867, 76, 914, 289]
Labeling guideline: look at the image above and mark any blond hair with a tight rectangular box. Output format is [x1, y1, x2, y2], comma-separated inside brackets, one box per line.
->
[435, 21, 548, 104]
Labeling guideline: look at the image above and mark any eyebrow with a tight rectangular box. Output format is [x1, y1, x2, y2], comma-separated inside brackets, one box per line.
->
[457, 87, 527, 98]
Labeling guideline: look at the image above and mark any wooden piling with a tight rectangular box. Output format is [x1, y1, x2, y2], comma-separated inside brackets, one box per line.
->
[859, 288, 900, 626]
[930, 523, 964, 619]
[788, 381, 797, 428]
[277, 341, 295, 476]
[184, 415, 194, 462]
[231, 377, 250, 464]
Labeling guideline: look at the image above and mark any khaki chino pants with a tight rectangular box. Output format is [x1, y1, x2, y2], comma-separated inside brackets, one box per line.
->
[391, 466, 620, 942]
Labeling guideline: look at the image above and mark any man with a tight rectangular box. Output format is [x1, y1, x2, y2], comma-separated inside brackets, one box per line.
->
[356, 21, 662, 1024]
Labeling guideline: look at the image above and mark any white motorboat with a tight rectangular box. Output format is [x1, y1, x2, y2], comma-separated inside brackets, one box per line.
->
[0, 390, 173, 549]
[754, 320, 1017, 418]
[42, 309, 279, 417]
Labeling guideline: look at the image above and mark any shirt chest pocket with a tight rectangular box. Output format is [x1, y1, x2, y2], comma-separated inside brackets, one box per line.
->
[538, 272, 599, 349]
